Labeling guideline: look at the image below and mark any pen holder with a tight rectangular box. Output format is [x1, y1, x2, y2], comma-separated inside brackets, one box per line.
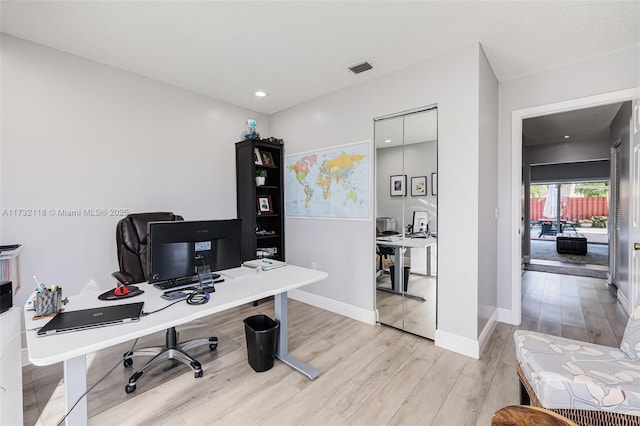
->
[35, 288, 62, 317]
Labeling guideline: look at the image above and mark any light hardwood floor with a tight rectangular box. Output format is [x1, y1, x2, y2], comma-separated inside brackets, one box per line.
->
[23, 271, 628, 426]
[376, 272, 437, 339]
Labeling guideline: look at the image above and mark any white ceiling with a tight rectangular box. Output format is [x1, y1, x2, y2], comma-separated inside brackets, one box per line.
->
[1, 1, 639, 115]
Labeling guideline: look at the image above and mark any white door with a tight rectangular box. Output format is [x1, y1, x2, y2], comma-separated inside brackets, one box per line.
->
[629, 92, 640, 313]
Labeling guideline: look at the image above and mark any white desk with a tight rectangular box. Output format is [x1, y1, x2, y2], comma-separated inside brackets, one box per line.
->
[25, 265, 328, 425]
[376, 236, 437, 300]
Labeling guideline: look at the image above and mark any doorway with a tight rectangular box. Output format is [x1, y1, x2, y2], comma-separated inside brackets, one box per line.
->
[526, 181, 610, 278]
[509, 89, 636, 325]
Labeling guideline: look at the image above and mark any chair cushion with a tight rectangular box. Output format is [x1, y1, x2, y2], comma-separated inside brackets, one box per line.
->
[621, 306, 640, 360]
[515, 330, 640, 415]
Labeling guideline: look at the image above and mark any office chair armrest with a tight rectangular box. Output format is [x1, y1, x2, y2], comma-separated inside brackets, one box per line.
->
[112, 271, 135, 285]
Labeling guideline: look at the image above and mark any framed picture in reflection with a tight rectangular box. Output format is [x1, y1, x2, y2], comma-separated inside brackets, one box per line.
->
[390, 175, 406, 197]
[411, 176, 427, 196]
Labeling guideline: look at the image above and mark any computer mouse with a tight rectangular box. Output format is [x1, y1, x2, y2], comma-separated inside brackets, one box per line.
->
[114, 286, 130, 296]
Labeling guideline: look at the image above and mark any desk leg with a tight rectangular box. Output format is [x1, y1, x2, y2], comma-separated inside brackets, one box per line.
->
[393, 247, 402, 292]
[274, 292, 319, 380]
[63, 355, 87, 425]
[375, 246, 425, 301]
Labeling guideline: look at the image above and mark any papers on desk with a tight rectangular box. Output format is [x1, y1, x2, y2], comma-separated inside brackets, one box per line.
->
[377, 236, 402, 242]
[218, 266, 259, 280]
[242, 258, 287, 271]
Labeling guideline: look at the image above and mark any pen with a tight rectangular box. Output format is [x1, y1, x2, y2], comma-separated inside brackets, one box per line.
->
[33, 275, 47, 293]
[263, 260, 273, 264]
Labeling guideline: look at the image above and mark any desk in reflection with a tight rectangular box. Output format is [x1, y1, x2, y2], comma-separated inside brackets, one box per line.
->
[376, 236, 437, 301]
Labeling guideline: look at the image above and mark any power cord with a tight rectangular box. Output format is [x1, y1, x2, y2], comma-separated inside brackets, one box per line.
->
[141, 299, 184, 316]
[0, 329, 28, 395]
[186, 255, 212, 306]
[186, 289, 209, 305]
[143, 256, 212, 315]
[0, 330, 27, 362]
[56, 337, 139, 426]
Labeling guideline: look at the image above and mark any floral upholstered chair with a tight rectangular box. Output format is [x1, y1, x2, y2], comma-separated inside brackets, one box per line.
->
[514, 307, 640, 425]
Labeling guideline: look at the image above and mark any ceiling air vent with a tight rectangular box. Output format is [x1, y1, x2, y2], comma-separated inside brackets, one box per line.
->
[348, 61, 373, 75]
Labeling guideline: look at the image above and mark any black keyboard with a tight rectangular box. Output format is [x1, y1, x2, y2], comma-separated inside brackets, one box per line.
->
[154, 274, 220, 290]
[162, 280, 223, 298]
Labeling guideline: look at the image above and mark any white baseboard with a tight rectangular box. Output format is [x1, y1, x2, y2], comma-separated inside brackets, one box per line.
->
[478, 310, 498, 358]
[618, 290, 630, 316]
[288, 289, 377, 325]
[497, 308, 520, 325]
[435, 329, 480, 359]
[434, 310, 497, 360]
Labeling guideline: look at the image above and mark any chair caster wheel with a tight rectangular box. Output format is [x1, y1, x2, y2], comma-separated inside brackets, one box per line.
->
[125, 384, 136, 394]
[208, 337, 218, 351]
[194, 370, 203, 379]
[123, 358, 133, 368]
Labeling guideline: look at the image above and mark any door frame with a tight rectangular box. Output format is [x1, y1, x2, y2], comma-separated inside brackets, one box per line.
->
[510, 88, 637, 324]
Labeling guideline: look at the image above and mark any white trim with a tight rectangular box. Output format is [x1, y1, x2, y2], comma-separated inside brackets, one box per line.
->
[510, 88, 637, 326]
[497, 307, 520, 325]
[434, 329, 479, 359]
[478, 310, 498, 357]
[22, 347, 30, 367]
[618, 288, 631, 316]
[288, 289, 377, 325]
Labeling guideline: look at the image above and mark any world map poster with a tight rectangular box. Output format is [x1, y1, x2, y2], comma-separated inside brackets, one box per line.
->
[285, 141, 370, 219]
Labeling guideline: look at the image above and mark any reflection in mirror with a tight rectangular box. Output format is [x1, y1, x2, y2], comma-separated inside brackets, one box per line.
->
[374, 107, 437, 339]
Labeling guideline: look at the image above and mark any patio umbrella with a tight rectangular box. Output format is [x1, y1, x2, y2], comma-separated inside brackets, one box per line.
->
[543, 184, 558, 218]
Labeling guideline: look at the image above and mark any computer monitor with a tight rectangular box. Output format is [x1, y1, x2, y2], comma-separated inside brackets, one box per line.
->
[147, 219, 242, 285]
[412, 211, 429, 233]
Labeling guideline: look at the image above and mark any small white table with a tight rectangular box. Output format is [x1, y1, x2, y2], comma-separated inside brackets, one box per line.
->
[25, 265, 328, 425]
[376, 236, 437, 300]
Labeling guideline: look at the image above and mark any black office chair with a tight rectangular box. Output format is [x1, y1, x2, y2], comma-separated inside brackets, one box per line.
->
[376, 244, 395, 274]
[112, 212, 218, 394]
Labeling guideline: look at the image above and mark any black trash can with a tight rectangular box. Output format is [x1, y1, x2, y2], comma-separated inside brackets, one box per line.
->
[243, 314, 279, 372]
[389, 265, 410, 292]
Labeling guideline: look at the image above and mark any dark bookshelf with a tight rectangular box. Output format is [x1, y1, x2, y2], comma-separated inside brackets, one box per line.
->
[235, 139, 285, 262]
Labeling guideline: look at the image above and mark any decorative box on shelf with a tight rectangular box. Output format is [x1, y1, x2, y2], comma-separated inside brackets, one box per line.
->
[257, 247, 278, 258]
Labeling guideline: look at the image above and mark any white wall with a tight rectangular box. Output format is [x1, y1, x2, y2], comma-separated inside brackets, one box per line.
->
[477, 47, 499, 336]
[270, 44, 487, 356]
[376, 142, 437, 232]
[497, 45, 640, 321]
[0, 35, 268, 308]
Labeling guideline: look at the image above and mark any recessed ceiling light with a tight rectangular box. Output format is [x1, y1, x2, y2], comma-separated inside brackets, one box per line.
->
[384, 139, 392, 143]
[254, 91, 267, 97]
[563, 135, 570, 139]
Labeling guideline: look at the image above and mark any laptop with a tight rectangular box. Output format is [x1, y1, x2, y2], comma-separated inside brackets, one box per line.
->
[36, 302, 144, 337]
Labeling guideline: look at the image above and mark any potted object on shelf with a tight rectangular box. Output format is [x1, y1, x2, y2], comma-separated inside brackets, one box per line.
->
[256, 169, 267, 186]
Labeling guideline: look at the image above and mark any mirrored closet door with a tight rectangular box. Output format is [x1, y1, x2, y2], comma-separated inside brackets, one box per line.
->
[374, 107, 437, 339]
